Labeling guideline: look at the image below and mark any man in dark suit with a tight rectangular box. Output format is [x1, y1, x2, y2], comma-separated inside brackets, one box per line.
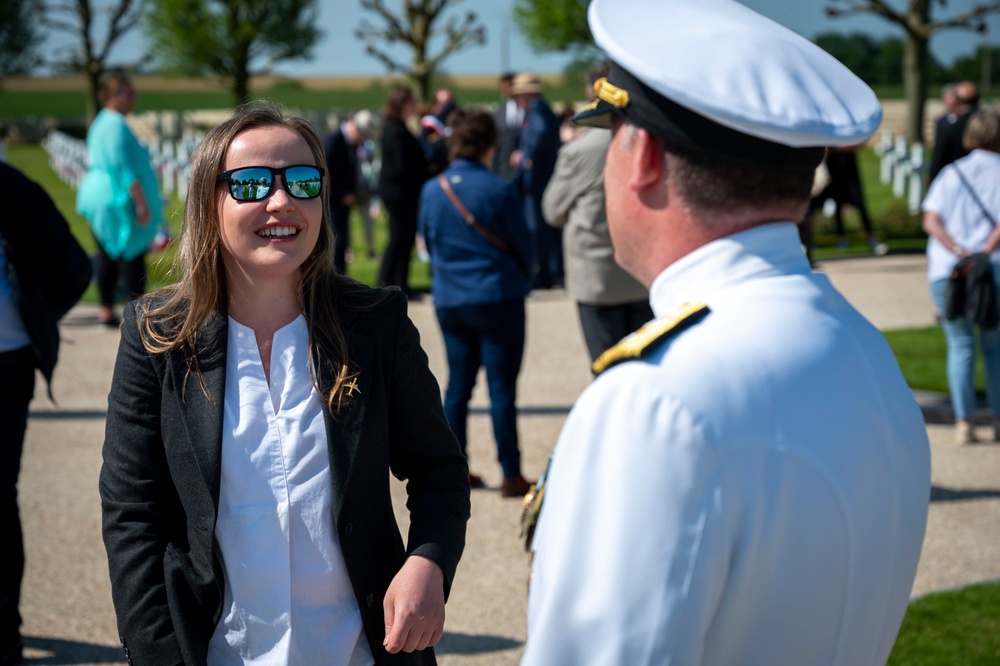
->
[929, 81, 979, 184]
[323, 113, 374, 273]
[0, 162, 91, 666]
[510, 74, 563, 289]
[492, 72, 523, 180]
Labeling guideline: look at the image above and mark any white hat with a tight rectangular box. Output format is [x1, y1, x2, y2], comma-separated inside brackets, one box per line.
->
[574, 0, 882, 169]
[510, 74, 544, 96]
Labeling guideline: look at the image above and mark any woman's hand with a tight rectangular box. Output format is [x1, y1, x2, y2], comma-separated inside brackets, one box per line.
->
[382, 555, 446, 654]
[135, 202, 150, 225]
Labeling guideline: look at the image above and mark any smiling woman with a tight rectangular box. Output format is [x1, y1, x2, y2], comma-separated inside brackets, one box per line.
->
[98, 102, 471, 666]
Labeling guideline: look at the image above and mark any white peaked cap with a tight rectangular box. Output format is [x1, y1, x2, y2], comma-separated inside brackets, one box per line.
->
[576, 0, 883, 168]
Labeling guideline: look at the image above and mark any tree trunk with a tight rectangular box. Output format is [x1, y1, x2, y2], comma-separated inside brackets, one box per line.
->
[86, 58, 102, 126]
[415, 72, 431, 102]
[903, 31, 928, 144]
[233, 53, 250, 108]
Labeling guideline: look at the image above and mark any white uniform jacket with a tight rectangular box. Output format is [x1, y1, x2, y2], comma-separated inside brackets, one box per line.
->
[524, 223, 930, 666]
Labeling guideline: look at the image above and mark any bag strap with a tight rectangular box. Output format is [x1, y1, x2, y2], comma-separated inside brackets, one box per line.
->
[954, 165, 997, 228]
[436, 174, 513, 253]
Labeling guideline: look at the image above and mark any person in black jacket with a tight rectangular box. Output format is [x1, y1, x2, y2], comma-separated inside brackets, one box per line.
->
[929, 81, 979, 185]
[0, 161, 91, 666]
[377, 87, 430, 295]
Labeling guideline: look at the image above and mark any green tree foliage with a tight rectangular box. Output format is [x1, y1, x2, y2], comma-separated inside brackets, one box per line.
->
[0, 0, 40, 77]
[511, 0, 592, 55]
[814, 32, 947, 86]
[949, 45, 1000, 87]
[144, 0, 321, 107]
[826, 0, 1000, 144]
[355, 0, 485, 102]
[40, 0, 146, 123]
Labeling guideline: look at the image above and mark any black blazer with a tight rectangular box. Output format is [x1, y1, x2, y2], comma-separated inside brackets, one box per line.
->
[377, 120, 428, 208]
[324, 126, 359, 216]
[929, 109, 974, 184]
[0, 162, 91, 389]
[100, 287, 471, 666]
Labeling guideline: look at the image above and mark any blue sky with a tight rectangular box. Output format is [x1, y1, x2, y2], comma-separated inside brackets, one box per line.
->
[41, 0, 1000, 77]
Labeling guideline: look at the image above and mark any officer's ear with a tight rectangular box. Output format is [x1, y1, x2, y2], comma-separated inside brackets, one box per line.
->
[627, 126, 666, 193]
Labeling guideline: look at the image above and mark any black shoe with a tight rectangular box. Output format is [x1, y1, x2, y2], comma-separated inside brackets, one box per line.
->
[0, 638, 23, 666]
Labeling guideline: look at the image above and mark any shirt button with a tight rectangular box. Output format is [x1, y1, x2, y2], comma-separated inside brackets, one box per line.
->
[366, 593, 375, 607]
[345, 522, 353, 536]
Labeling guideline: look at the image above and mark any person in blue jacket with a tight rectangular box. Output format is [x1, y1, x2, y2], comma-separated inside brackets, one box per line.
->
[418, 107, 535, 498]
[510, 74, 563, 289]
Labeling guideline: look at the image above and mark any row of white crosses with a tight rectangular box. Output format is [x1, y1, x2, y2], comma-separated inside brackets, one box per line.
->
[42, 128, 204, 202]
[874, 131, 925, 215]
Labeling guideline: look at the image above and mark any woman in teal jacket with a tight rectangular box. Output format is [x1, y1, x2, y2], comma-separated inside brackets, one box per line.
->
[77, 73, 162, 326]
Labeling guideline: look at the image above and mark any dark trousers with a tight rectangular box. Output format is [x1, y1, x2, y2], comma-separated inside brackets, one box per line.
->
[94, 240, 146, 306]
[436, 299, 525, 479]
[523, 194, 564, 289]
[331, 205, 351, 275]
[577, 300, 655, 367]
[0, 347, 34, 646]
[378, 200, 417, 294]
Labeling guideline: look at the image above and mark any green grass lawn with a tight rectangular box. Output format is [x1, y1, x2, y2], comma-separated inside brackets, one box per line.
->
[889, 580, 1000, 665]
[0, 79, 586, 118]
[883, 325, 985, 395]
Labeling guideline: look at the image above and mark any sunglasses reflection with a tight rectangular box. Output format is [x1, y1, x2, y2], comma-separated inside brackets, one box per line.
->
[219, 165, 324, 202]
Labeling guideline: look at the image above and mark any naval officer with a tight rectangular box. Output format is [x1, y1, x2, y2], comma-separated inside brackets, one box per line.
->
[521, 0, 931, 664]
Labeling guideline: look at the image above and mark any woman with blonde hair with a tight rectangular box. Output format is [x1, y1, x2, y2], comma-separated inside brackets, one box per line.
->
[923, 107, 1000, 444]
[100, 103, 470, 665]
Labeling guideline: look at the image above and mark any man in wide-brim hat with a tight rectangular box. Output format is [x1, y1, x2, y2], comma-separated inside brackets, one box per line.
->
[509, 73, 563, 289]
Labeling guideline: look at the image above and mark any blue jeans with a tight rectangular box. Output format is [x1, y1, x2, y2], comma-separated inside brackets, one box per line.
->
[436, 299, 525, 479]
[930, 278, 1000, 420]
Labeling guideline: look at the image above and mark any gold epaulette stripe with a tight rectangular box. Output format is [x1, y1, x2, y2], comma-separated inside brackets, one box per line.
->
[591, 302, 710, 375]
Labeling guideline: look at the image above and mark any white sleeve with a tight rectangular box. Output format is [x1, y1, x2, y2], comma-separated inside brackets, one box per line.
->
[523, 366, 731, 666]
[921, 166, 952, 215]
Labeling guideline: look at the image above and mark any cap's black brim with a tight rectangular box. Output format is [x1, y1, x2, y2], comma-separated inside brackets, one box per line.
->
[571, 99, 617, 129]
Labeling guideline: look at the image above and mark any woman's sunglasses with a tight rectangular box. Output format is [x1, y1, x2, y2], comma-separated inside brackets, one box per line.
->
[216, 165, 325, 202]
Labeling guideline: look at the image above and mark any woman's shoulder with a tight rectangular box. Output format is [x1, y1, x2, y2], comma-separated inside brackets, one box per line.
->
[335, 278, 406, 313]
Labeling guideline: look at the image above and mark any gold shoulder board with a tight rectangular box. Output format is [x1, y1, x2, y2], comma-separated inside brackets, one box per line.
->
[591, 302, 710, 375]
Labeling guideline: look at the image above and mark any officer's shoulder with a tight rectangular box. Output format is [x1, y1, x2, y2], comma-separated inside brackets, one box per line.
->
[592, 302, 709, 375]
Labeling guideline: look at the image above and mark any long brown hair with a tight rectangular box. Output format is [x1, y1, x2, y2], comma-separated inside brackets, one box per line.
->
[140, 102, 368, 412]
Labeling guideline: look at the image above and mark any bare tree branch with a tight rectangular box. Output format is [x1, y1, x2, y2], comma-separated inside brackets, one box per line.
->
[357, 0, 485, 98]
[929, 1, 1000, 31]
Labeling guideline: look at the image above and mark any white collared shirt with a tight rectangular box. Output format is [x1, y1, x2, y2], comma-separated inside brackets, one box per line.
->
[922, 149, 1000, 283]
[209, 314, 373, 665]
[524, 223, 930, 665]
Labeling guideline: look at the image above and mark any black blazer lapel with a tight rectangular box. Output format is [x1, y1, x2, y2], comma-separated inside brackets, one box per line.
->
[167, 310, 228, 510]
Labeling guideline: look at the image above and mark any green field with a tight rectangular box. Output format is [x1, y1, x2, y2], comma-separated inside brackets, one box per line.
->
[0, 78, 585, 118]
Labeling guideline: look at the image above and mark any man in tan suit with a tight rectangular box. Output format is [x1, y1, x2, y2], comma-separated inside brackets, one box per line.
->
[542, 62, 652, 366]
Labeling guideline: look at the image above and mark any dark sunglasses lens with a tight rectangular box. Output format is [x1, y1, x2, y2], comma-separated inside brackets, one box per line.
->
[228, 167, 273, 201]
[285, 166, 323, 199]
